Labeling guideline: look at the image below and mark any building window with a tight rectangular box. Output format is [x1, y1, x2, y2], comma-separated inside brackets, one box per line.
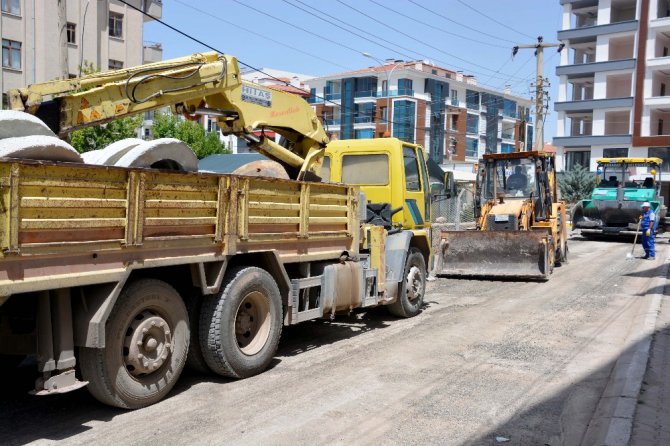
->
[648, 147, 670, 172]
[398, 78, 413, 96]
[380, 106, 388, 124]
[603, 147, 628, 158]
[207, 119, 218, 133]
[466, 90, 480, 110]
[355, 129, 374, 139]
[566, 150, 591, 170]
[108, 59, 123, 70]
[109, 12, 123, 38]
[355, 102, 375, 124]
[392, 100, 416, 143]
[1, 0, 20, 15]
[466, 114, 479, 134]
[465, 137, 478, 157]
[143, 128, 151, 139]
[501, 143, 515, 153]
[2, 39, 21, 70]
[450, 89, 458, 106]
[67, 22, 76, 44]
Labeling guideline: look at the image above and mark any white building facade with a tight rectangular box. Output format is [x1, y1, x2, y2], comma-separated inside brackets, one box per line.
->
[554, 0, 670, 192]
[0, 0, 163, 107]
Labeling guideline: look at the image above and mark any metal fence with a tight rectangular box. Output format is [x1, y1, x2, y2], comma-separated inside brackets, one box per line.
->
[431, 182, 477, 230]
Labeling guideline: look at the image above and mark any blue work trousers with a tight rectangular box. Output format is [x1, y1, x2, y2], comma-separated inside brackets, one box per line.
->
[642, 231, 656, 258]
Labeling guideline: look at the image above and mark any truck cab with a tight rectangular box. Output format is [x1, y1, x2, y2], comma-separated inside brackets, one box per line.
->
[323, 138, 434, 231]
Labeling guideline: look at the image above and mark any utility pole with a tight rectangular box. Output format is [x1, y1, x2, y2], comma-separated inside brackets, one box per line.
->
[58, 0, 69, 79]
[513, 37, 564, 151]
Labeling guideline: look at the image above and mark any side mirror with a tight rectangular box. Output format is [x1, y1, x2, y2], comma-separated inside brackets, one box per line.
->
[444, 171, 457, 199]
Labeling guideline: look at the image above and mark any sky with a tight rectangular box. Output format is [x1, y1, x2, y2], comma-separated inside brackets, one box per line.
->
[144, 0, 565, 141]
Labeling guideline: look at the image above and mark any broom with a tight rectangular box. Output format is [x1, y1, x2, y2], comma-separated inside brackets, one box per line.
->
[626, 218, 642, 260]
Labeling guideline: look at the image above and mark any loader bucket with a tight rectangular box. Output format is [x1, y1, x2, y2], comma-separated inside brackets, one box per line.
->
[436, 230, 550, 280]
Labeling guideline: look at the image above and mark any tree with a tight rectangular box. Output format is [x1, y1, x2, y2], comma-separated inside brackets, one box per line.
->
[558, 164, 596, 205]
[70, 115, 143, 153]
[152, 111, 231, 159]
[69, 61, 144, 153]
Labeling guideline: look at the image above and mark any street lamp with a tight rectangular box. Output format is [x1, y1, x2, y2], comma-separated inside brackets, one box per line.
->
[362, 52, 402, 137]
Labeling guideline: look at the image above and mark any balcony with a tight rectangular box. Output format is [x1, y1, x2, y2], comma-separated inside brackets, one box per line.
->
[553, 134, 632, 147]
[143, 0, 162, 21]
[143, 41, 162, 63]
[556, 59, 636, 78]
[558, 20, 638, 44]
[354, 90, 377, 99]
[560, 0, 598, 7]
[554, 97, 634, 112]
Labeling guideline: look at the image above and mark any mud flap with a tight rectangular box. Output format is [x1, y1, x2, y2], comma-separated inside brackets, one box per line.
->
[436, 231, 550, 280]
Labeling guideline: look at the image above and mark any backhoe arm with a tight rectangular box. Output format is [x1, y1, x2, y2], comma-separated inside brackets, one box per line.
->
[7, 51, 329, 180]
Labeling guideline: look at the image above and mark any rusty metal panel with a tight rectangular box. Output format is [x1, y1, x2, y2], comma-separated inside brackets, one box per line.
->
[438, 230, 549, 280]
[0, 163, 10, 253]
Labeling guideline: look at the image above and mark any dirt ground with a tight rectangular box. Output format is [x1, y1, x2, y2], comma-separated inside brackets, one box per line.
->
[0, 235, 667, 446]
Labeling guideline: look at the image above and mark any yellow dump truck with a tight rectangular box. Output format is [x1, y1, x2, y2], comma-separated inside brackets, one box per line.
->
[0, 52, 445, 408]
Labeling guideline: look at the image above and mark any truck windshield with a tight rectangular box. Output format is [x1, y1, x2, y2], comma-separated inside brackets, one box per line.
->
[486, 158, 536, 198]
[597, 162, 658, 189]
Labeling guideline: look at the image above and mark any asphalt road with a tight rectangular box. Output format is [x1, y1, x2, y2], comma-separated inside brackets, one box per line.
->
[0, 235, 667, 445]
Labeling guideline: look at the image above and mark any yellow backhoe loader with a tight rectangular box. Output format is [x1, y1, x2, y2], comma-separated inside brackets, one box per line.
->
[436, 151, 568, 280]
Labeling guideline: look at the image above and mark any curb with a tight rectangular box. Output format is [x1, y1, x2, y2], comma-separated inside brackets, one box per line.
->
[590, 250, 669, 445]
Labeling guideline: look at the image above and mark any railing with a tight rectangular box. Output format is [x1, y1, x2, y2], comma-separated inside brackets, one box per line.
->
[323, 118, 341, 126]
[354, 90, 377, 98]
[354, 116, 375, 124]
[501, 132, 515, 140]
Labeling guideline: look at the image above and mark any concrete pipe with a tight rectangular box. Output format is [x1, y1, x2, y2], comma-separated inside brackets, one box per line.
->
[114, 138, 198, 171]
[0, 135, 83, 163]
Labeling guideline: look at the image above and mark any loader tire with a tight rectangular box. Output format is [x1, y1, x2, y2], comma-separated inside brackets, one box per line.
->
[388, 248, 426, 318]
[199, 267, 282, 379]
[79, 279, 189, 409]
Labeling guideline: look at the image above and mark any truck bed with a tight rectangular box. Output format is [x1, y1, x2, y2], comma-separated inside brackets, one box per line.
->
[0, 159, 358, 296]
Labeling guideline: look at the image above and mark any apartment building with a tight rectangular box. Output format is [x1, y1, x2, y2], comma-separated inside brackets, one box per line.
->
[0, 0, 163, 106]
[307, 60, 534, 172]
[554, 0, 670, 191]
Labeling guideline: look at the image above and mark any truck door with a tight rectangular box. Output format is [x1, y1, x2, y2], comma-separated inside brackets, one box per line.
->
[403, 146, 427, 229]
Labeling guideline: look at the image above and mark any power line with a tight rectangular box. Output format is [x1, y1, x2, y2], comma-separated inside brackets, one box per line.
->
[284, 0, 528, 84]
[454, 0, 536, 40]
[116, 0, 282, 84]
[172, 0, 352, 72]
[336, 0, 524, 79]
[406, 0, 518, 44]
[367, 0, 509, 49]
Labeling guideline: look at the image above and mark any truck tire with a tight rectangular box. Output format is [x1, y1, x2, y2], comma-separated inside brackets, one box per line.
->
[185, 296, 211, 374]
[388, 248, 426, 318]
[79, 279, 189, 409]
[199, 266, 282, 379]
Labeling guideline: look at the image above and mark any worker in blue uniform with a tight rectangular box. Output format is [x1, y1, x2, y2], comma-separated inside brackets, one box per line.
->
[640, 202, 656, 260]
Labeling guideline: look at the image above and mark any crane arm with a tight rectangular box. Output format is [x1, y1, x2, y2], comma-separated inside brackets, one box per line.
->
[7, 52, 329, 180]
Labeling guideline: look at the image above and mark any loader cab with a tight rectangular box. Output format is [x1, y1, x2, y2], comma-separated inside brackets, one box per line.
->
[324, 138, 433, 230]
[594, 157, 662, 204]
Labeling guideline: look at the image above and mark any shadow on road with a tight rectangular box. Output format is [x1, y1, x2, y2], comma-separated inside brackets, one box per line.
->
[0, 303, 422, 445]
[465, 323, 666, 445]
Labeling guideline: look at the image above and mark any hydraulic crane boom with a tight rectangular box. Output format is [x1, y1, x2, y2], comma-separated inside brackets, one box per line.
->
[7, 51, 329, 180]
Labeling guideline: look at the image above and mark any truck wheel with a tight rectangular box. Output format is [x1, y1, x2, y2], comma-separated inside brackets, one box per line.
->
[185, 296, 210, 374]
[388, 248, 426, 318]
[199, 267, 282, 379]
[79, 279, 189, 409]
